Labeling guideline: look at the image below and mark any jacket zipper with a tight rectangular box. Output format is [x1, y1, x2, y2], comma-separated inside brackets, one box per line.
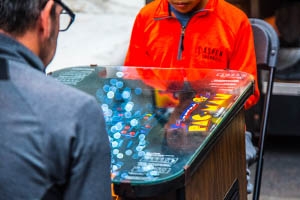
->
[155, 16, 186, 60]
[177, 26, 185, 60]
[176, 9, 210, 60]
[155, 9, 209, 60]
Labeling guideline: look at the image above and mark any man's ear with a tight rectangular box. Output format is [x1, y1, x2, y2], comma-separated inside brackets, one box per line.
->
[38, 1, 55, 39]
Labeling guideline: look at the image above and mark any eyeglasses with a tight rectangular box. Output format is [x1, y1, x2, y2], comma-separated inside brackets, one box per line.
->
[53, 0, 75, 31]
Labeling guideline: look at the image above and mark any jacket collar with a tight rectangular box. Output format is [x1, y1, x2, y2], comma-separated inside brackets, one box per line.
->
[0, 33, 45, 72]
[154, 0, 218, 18]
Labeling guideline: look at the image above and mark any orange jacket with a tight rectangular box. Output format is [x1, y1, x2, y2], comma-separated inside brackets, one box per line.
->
[124, 0, 259, 109]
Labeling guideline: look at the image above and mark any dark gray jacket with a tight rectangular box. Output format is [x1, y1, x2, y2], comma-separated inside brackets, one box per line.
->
[0, 34, 111, 200]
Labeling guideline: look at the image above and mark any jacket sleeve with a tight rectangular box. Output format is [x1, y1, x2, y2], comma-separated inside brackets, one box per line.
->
[124, 12, 150, 67]
[229, 19, 260, 110]
[63, 98, 111, 200]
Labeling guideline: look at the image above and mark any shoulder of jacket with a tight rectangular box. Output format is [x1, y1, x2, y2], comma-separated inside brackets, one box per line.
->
[210, 0, 251, 35]
[216, 0, 249, 22]
[139, 0, 169, 19]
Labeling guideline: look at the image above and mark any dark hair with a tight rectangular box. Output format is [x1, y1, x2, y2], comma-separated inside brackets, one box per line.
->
[0, 0, 55, 35]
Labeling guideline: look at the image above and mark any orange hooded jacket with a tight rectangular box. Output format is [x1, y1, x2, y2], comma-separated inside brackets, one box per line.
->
[124, 0, 259, 109]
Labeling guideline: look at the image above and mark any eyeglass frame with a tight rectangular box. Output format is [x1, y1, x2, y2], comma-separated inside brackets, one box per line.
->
[53, 0, 75, 31]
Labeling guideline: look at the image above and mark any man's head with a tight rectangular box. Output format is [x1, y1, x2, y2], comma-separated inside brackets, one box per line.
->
[168, 0, 209, 13]
[0, 0, 75, 66]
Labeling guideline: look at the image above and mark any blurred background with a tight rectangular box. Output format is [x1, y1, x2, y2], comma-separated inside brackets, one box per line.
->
[47, 0, 144, 73]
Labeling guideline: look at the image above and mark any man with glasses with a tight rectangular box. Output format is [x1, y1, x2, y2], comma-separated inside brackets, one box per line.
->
[0, 1, 111, 199]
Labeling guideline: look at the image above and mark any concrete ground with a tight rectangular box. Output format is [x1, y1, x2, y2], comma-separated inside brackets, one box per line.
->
[248, 136, 300, 200]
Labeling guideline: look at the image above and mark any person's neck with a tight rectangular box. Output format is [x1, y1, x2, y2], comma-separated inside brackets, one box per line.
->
[169, 4, 196, 26]
[17, 30, 40, 59]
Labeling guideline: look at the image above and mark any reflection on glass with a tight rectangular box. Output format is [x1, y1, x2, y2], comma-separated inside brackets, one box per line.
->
[51, 66, 253, 184]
